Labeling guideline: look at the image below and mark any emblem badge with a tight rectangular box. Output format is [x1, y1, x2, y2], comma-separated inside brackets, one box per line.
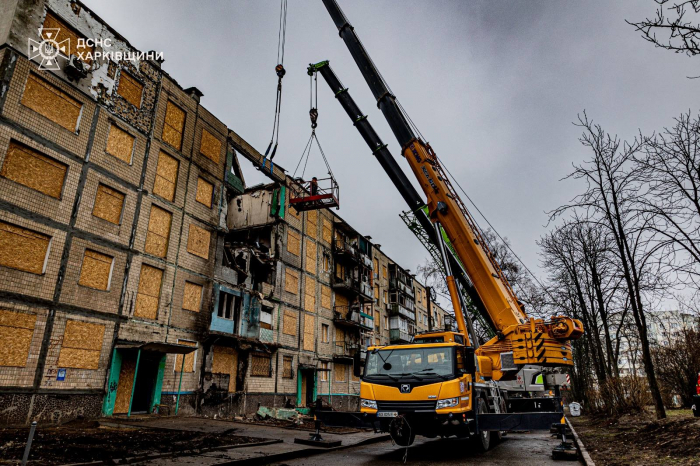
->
[400, 384, 411, 393]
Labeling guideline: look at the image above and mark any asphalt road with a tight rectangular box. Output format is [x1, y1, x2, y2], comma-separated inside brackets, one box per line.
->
[269, 431, 582, 465]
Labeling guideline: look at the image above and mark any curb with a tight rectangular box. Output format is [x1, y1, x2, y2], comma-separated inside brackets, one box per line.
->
[566, 419, 595, 466]
[60, 439, 283, 466]
[214, 434, 392, 466]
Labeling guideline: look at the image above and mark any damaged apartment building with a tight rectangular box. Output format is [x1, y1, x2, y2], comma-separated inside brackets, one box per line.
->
[0, 0, 449, 425]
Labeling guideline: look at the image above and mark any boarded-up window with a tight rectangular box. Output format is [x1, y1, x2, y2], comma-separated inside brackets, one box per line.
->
[41, 12, 93, 64]
[383, 265, 387, 278]
[283, 310, 297, 336]
[321, 285, 331, 309]
[334, 363, 346, 382]
[212, 345, 238, 392]
[162, 100, 185, 150]
[305, 239, 316, 275]
[319, 361, 329, 381]
[282, 356, 294, 378]
[375, 310, 381, 329]
[0, 310, 36, 367]
[0, 221, 50, 275]
[117, 71, 143, 108]
[251, 353, 271, 377]
[306, 210, 317, 240]
[1, 141, 67, 199]
[322, 219, 332, 243]
[106, 124, 135, 164]
[200, 128, 222, 164]
[303, 314, 315, 351]
[21, 74, 82, 132]
[57, 320, 105, 370]
[195, 177, 213, 208]
[145, 205, 171, 258]
[153, 151, 178, 201]
[92, 184, 125, 225]
[322, 323, 329, 343]
[174, 340, 197, 372]
[335, 293, 348, 309]
[304, 275, 316, 312]
[287, 230, 300, 256]
[78, 249, 113, 291]
[134, 264, 163, 319]
[187, 223, 210, 259]
[284, 268, 298, 294]
[335, 327, 344, 344]
[183, 281, 203, 312]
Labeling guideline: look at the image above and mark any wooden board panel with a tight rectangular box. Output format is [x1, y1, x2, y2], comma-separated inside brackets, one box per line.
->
[113, 356, 136, 414]
[335, 327, 344, 343]
[251, 353, 271, 377]
[0, 309, 37, 329]
[175, 340, 197, 373]
[304, 275, 316, 312]
[187, 223, 210, 259]
[287, 230, 300, 256]
[134, 264, 163, 319]
[78, 249, 113, 290]
[1, 140, 67, 199]
[0, 221, 50, 275]
[303, 314, 315, 351]
[195, 177, 213, 208]
[106, 125, 135, 164]
[283, 356, 293, 378]
[335, 293, 348, 308]
[182, 281, 203, 312]
[58, 320, 105, 370]
[200, 128, 221, 163]
[322, 219, 332, 244]
[283, 310, 297, 336]
[145, 205, 171, 258]
[42, 12, 93, 64]
[334, 363, 346, 382]
[0, 310, 36, 367]
[284, 269, 298, 294]
[57, 347, 101, 369]
[163, 101, 185, 150]
[305, 239, 316, 275]
[21, 74, 82, 132]
[321, 285, 331, 309]
[212, 345, 237, 392]
[153, 151, 178, 201]
[305, 210, 317, 240]
[116, 71, 143, 108]
[92, 184, 125, 224]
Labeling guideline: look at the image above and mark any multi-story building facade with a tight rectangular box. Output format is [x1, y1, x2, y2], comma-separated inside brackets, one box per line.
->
[0, 0, 454, 424]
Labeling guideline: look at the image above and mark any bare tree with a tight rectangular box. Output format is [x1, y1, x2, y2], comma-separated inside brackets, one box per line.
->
[629, 0, 700, 56]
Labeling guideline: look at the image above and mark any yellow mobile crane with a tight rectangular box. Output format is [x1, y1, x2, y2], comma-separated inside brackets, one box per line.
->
[311, 0, 584, 454]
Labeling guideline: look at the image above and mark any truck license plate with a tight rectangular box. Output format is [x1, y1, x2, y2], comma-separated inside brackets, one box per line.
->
[377, 411, 398, 418]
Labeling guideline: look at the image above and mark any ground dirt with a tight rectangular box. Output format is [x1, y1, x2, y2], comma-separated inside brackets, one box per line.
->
[240, 414, 364, 434]
[0, 418, 266, 465]
[571, 409, 700, 465]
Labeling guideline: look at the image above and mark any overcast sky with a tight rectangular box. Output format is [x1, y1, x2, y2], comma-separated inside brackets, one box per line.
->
[87, 0, 697, 304]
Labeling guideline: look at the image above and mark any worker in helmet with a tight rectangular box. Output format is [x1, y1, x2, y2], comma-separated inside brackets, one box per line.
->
[310, 177, 319, 196]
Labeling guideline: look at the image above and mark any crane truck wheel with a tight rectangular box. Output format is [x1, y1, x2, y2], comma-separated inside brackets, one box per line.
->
[471, 398, 491, 452]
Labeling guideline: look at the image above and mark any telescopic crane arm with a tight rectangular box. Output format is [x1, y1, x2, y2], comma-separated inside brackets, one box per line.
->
[320, 0, 583, 379]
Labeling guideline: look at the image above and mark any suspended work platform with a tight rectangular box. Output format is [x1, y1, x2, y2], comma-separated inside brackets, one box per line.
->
[289, 177, 339, 212]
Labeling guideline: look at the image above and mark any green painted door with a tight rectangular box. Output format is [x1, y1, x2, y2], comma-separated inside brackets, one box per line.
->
[102, 348, 123, 416]
[150, 354, 167, 413]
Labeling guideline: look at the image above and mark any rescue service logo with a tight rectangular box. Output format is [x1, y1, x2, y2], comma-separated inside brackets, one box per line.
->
[28, 28, 68, 71]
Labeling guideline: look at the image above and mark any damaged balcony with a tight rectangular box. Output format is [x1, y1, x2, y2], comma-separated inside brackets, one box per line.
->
[387, 291, 416, 320]
[390, 315, 415, 344]
[333, 305, 374, 331]
[333, 340, 359, 362]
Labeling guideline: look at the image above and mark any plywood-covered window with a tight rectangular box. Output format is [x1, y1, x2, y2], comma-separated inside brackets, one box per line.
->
[78, 249, 113, 291]
[304, 275, 316, 312]
[303, 314, 315, 351]
[322, 219, 332, 244]
[284, 269, 298, 294]
[0, 310, 36, 367]
[306, 210, 317, 240]
[162, 100, 185, 151]
[57, 320, 106, 370]
[251, 353, 272, 377]
[145, 205, 171, 258]
[1, 141, 67, 199]
[200, 128, 222, 164]
[42, 12, 93, 64]
[187, 223, 210, 259]
[92, 184, 125, 225]
[212, 345, 238, 392]
[105, 124, 135, 164]
[282, 355, 294, 379]
[21, 74, 82, 132]
[195, 177, 213, 208]
[134, 264, 163, 320]
[0, 221, 50, 275]
[153, 151, 178, 202]
[182, 281, 203, 312]
[117, 71, 143, 108]
[305, 239, 316, 275]
[319, 361, 329, 381]
[321, 285, 331, 309]
[279, 310, 295, 337]
[334, 363, 346, 382]
[287, 229, 300, 256]
[321, 323, 329, 343]
[174, 340, 196, 373]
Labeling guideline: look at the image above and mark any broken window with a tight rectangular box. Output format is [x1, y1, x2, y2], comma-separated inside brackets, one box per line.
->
[153, 151, 179, 202]
[21, 74, 82, 132]
[57, 320, 106, 370]
[117, 71, 143, 108]
[106, 124, 135, 164]
[145, 205, 172, 258]
[162, 100, 185, 151]
[195, 177, 214, 208]
[78, 249, 113, 291]
[1, 140, 67, 199]
[93, 184, 125, 225]
[319, 361, 329, 381]
[217, 291, 238, 321]
[282, 356, 294, 379]
[260, 305, 273, 330]
[251, 353, 272, 377]
[0, 221, 50, 275]
[200, 128, 222, 164]
[0, 310, 36, 367]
